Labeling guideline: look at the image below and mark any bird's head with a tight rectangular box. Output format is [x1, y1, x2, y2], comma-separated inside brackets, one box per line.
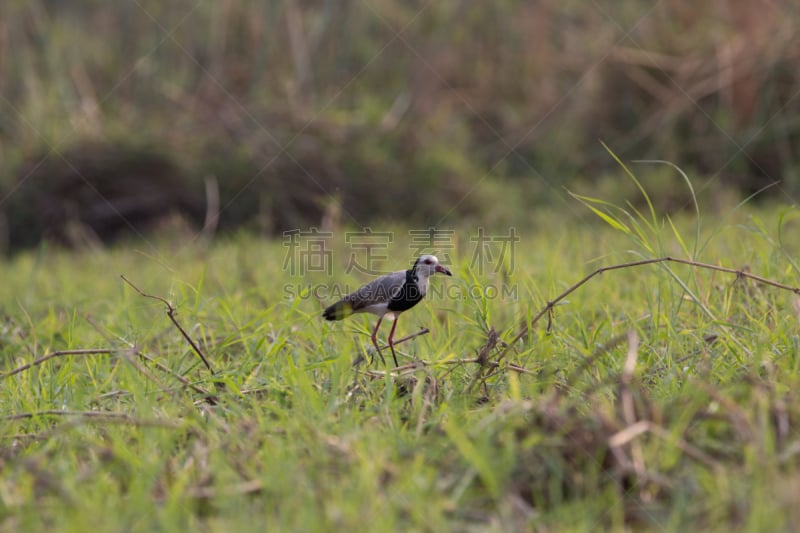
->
[413, 254, 452, 278]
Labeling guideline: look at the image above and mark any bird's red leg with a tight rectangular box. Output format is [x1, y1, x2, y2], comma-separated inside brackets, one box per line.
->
[387, 317, 400, 367]
[371, 315, 386, 365]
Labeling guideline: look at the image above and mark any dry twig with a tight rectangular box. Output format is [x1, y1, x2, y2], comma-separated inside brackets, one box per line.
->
[352, 328, 430, 367]
[121, 275, 215, 374]
[498, 256, 800, 361]
[1, 349, 114, 379]
[2, 410, 177, 427]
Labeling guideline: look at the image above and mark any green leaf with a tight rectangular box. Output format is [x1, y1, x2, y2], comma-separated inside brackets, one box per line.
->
[569, 192, 631, 234]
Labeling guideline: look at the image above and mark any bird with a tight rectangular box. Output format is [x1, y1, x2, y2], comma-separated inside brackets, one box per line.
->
[322, 254, 453, 366]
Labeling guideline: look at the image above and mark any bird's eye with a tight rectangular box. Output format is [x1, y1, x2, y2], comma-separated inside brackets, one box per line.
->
[424, 259, 433, 265]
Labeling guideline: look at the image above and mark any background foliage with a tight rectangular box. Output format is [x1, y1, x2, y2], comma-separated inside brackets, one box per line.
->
[1, 0, 799, 250]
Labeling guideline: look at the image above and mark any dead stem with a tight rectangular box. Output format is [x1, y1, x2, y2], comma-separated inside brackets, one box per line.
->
[1, 349, 114, 379]
[121, 275, 215, 374]
[498, 256, 800, 361]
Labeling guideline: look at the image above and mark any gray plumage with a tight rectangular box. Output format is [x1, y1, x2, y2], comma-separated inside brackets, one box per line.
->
[322, 254, 452, 366]
[324, 269, 408, 318]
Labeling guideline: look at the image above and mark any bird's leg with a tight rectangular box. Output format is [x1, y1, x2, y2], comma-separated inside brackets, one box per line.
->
[370, 315, 386, 365]
[387, 317, 400, 367]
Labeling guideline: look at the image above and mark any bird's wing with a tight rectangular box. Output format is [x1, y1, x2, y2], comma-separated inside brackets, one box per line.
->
[345, 270, 405, 311]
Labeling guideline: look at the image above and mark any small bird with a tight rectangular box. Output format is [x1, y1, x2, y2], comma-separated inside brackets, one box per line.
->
[322, 254, 453, 366]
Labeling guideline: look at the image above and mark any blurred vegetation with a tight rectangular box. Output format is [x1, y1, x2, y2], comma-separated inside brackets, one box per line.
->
[1, 0, 799, 250]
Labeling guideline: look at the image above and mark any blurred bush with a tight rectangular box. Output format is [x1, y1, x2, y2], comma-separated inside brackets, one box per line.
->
[0, 0, 798, 250]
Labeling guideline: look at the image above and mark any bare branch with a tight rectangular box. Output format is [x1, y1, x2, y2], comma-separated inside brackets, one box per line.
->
[2, 349, 113, 379]
[379, 327, 429, 349]
[187, 479, 263, 499]
[498, 256, 800, 361]
[120, 274, 172, 308]
[2, 410, 177, 427]
[352, 328, 430, 367]
[134, 350, 215, 400]
[121, 275, 215, 374]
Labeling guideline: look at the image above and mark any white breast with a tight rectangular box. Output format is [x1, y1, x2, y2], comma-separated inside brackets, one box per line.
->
[416, 271, 432, 296]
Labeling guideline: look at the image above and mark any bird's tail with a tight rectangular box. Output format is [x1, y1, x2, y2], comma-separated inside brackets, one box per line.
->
[322, 300, 353, 321]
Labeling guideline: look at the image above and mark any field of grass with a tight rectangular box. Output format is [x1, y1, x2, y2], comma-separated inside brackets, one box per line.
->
[2, 193, 800, 531]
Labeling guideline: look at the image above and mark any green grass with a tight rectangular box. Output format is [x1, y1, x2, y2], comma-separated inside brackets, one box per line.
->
[2, 200, 800, 531]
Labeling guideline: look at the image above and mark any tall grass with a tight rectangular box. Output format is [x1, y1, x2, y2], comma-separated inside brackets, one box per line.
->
[2, 174, 800, 529]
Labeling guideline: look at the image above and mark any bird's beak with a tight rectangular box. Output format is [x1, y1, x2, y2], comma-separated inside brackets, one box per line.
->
[436, 265, 453, 276]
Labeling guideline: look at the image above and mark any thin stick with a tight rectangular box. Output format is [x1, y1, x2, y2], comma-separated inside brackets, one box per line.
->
[134, 350, 213, 398]
[121, 275, 215, 374]
[352, 328, 432, 367]
[83, 314, 213, 400]
[187, 479, 263, 499]
[2, 410, 174, 425]
[351, 328, 431, 370]
[498, 256, 800, 361]
[1, 346, 211, 399]
[438, 358, 534, 374]
[1, 416, 180, 443]
[438, 358, 480, 366]
[2, 349, 113, 379]
[506, 363, 535, 374]
[379, 327, 430, 349]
